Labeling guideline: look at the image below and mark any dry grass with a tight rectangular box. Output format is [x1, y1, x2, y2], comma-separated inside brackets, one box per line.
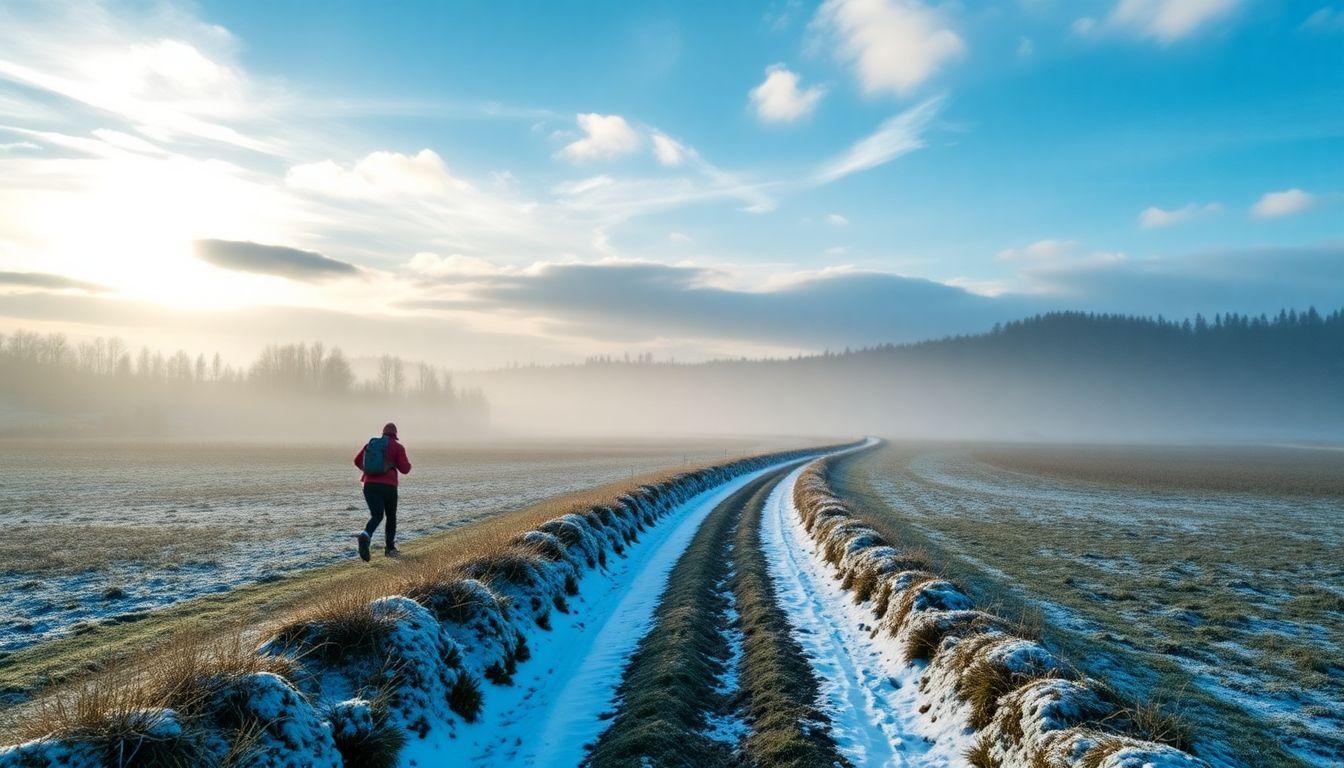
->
[266, 588, 405, 664]
[902, 612, 1007, 663]
[0, 456, 757, 728]
[13, 632, 301, 766]
[4, 442, 841, 752]
[965, 733, 1001, 768]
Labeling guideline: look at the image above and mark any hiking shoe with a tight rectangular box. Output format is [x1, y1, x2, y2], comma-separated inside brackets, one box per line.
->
[357, 532, 371, 562]
[385, 547, 401, 559]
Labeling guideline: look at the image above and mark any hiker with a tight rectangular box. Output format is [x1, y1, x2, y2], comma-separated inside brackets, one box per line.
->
[354, 422, 412, 561]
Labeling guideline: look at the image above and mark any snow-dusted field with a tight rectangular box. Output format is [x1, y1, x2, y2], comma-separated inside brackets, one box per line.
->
[846, 444, 1344, 768]
[1, 439, 765, 654]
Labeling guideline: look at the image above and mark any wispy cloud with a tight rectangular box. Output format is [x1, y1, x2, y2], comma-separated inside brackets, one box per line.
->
[0, 1, 282, 154]
[1138, 202, 1221, 229]
[0, 270, 108, 292]
[1102, 0, 1240, 43]
[814, 97, 942, 183]
[195, 239, 361, 281]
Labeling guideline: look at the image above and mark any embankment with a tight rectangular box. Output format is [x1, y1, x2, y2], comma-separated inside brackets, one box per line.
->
[0, 441, 857, 767]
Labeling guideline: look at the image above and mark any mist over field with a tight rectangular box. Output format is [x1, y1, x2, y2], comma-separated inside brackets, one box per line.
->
[461, 310, 1344, 442]
[4, 307, 1340, 443]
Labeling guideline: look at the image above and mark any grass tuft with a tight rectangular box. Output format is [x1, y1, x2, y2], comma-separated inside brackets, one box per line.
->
[448, 673, 483, 722]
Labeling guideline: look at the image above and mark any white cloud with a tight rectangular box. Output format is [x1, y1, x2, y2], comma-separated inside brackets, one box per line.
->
[814, 0, 965, 96]
[996, 239, 1082, 262]
[814, 97, 941, 183]
[1106, 0, 1240, 43]
[406, 252, 508, 278]
[668, 231, 692, 244]
[1302, 6, 1344, 31]
[1251, 188, 1316, 219]
[557, 113, 641, 162]
[1072, 17, 1098, 36]
[824, 246, 849, 257]
[1017, 37, 1035, 57]
[826, 213, 850, 226]
[0, 4, 277, 154]
[286, 149, 468, 199]
[651, 132, 688, 166]
[91, 128, 164, 154]
[1138, 202, 1220, 229]
[749, 64, 825, 122]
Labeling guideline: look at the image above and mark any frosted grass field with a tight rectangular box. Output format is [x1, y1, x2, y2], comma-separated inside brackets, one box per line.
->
[0, 439, 767, 656]
[841, 443, 1344, 768]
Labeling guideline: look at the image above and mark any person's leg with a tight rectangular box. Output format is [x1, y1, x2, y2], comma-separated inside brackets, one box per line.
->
[362, 484, 386, 538]
[383, 486, 398, 552]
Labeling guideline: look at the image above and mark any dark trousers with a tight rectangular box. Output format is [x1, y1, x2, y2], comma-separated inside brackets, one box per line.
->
[362, 483, 398, 549]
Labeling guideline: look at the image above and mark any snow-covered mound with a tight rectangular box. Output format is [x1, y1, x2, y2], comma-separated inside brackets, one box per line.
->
[791, 457, 1210, 768]
[1, 441, 855, 768]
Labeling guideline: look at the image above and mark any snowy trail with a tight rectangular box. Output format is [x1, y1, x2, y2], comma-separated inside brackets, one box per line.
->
[407, 456, 813, 768]
[759, 462, 969, 768]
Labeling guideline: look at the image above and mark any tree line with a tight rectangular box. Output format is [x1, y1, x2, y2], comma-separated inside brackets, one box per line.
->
[0, 332, 487, 437]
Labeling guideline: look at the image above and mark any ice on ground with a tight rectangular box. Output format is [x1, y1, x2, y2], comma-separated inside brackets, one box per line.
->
[761, 462, 974, 767]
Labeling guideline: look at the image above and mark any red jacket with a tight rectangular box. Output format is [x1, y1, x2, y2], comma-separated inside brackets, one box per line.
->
[354, 437, 412, 486]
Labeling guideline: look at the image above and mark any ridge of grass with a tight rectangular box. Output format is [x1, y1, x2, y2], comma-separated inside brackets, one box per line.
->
[734, 474, 852, 768]
[583, 469, 785, 767]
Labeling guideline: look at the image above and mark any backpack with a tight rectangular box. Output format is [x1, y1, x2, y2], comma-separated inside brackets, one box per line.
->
[363, 436, 390, 474]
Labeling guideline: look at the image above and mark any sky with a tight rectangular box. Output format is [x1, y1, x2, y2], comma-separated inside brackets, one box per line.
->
[0, 0, 1341, 368]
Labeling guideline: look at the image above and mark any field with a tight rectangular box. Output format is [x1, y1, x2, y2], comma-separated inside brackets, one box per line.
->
[834, 442, 1344, 768]
[0, 439, 1300, 767]
[0, 439, 784, 694]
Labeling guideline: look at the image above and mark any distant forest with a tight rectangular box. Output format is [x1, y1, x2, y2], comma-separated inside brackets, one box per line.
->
[461, 308, 1344, 441]
[0, 333, 487, 438]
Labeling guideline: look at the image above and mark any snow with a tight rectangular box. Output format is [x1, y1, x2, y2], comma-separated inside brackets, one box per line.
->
[760, 462, 976, 767]
[410, 456, 813, 768]
[702, 571, 749, 745]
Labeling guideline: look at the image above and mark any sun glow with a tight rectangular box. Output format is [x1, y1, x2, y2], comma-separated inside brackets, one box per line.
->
[3, 147, 314, 310]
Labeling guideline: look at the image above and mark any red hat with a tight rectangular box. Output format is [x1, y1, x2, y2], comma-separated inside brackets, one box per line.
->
[382, 422, 398, 438]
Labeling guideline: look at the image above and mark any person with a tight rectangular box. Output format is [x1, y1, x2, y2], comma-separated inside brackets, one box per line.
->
[353, 422, 412, 561]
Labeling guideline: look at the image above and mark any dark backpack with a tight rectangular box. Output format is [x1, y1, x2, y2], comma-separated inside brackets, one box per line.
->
[363, 436, 390, 474]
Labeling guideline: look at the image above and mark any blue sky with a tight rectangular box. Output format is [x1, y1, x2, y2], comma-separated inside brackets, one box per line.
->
[0, 0, 1340, 366]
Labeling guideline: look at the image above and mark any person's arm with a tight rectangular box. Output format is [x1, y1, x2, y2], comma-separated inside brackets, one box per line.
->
[396, 443, 411, 475]
[354, 446, 365, 471]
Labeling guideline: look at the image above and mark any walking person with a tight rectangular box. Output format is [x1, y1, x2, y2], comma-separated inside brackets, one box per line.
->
[354, 422, 412, 561]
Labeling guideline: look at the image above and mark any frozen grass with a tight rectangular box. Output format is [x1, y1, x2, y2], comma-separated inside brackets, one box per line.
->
[0, 443, 798, 728]
[733, 476, 850, 767]
[835, 443, 1341, 767]
[8, 632, 330, 767]
[1, 437, 781, 657]
[583, 468, 783, 766]
[4, 440, 851, 765]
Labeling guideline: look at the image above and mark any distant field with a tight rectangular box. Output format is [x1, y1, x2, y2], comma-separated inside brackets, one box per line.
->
[835, 442, 1344, 768]
[0, 437, 782, 658]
